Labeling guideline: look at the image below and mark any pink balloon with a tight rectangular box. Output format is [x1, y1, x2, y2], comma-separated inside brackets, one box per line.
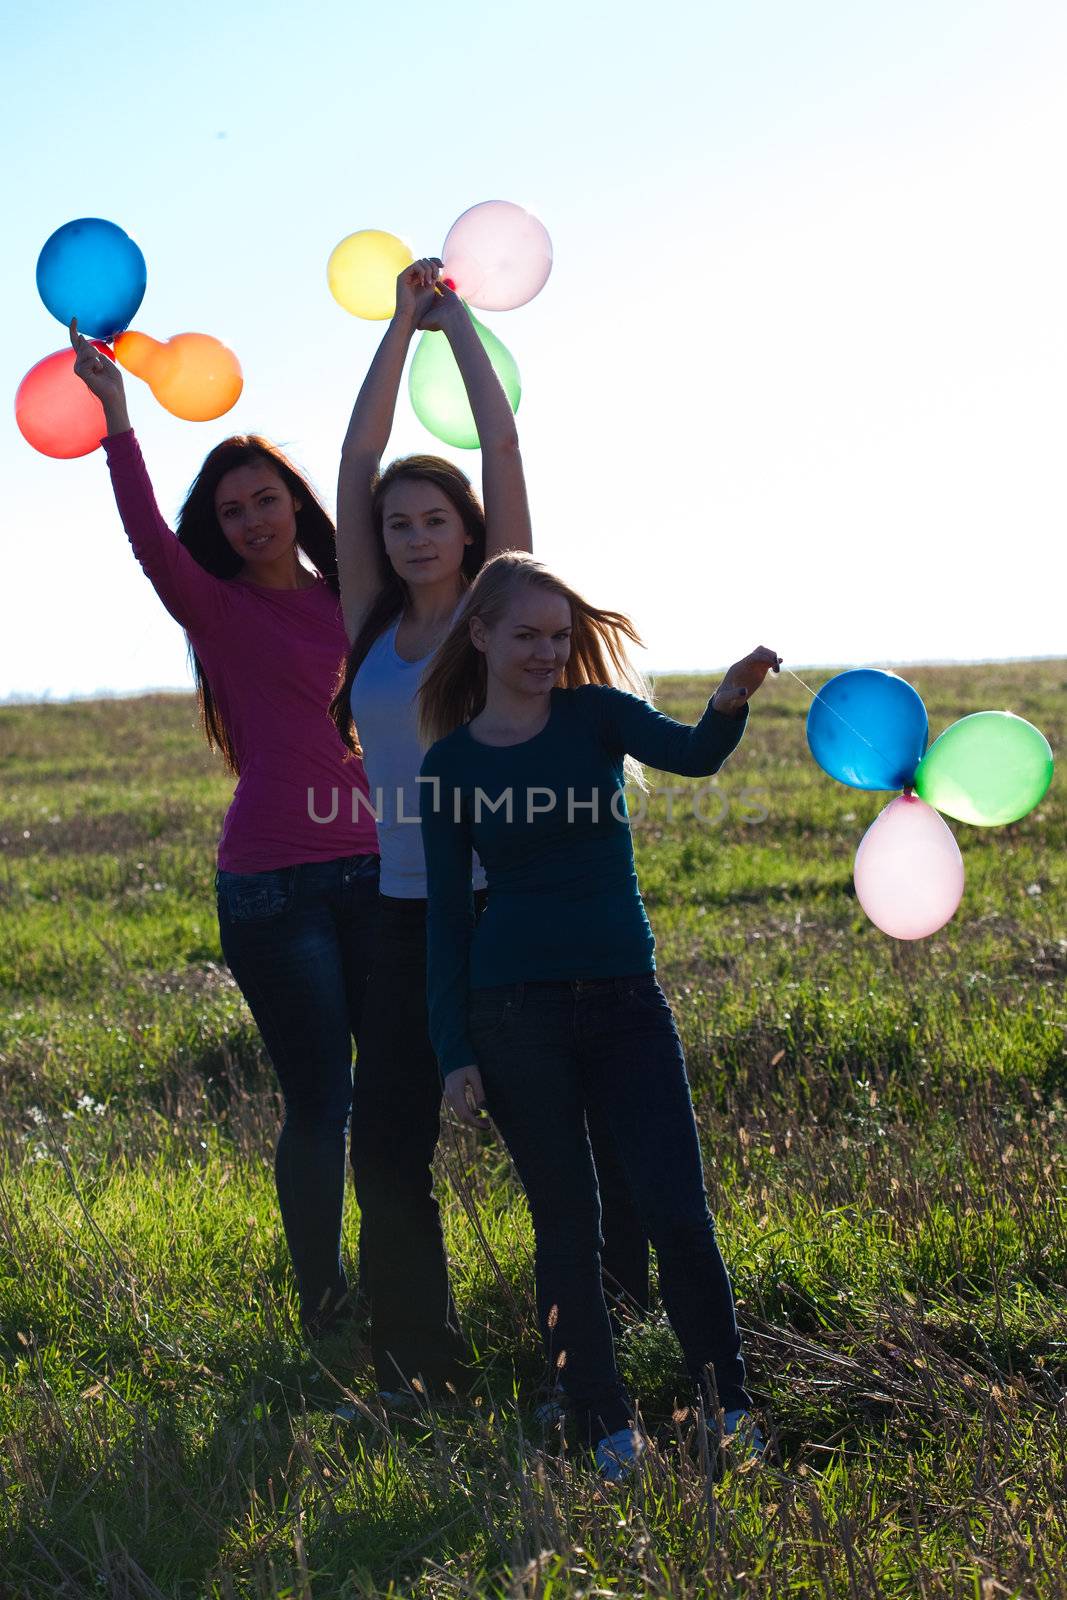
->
[442, 200, 553, 311]
[853, 794, 964, 940]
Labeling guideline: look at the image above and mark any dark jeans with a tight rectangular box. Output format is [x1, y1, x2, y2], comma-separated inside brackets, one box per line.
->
[468, 973, 750, 1446]
[349, 893, 474, 1393]
[215, 854, 380, 1331]
[349, 895, 650, 1395]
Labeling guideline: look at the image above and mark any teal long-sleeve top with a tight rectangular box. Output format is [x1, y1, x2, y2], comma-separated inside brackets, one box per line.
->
[419, 683, 748, 1080]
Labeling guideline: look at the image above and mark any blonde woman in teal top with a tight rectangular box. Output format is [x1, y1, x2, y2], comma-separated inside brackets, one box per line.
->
[418, 552, 780, 1477]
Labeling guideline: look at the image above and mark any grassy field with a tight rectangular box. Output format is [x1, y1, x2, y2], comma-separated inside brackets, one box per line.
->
[0, 661, 1064, 1598]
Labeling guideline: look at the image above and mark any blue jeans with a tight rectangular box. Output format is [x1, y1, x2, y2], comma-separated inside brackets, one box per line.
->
[216, 854, 380, 1331]
[467, 973, 750, 1445]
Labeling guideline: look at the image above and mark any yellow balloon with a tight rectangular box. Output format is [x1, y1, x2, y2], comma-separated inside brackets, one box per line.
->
[327, 229, 414, 320]
[114, 330, 243, 421]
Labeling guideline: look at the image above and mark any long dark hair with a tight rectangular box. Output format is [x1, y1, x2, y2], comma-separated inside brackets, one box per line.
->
[176, 436, 339, 775]
[329, 455, 487, 755]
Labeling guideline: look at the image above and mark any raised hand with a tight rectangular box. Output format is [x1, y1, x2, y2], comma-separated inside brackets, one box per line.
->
[712, 646, 782, 716]
[69, 318, 122, 400]
[416, 279, 464, 334]
[393, 257, 445, 328]
[69, 318, 130, 435]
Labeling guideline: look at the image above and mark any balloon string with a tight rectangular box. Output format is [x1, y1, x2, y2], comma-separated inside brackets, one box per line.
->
[781, 666, 905, 774]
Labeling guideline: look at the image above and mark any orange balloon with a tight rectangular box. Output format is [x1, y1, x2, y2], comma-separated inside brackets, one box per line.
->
[112, 329, 163, 381]
[114, 330, 243, 421]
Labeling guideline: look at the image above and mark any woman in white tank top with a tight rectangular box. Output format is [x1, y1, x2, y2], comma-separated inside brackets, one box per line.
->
[329, 260, 649, 1403]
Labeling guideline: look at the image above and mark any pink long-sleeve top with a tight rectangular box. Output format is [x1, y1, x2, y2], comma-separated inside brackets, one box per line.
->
[103, 430, 378, 873]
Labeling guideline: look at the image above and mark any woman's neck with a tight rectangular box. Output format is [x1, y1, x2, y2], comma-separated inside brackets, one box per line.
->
[404, 575, 466, 625]
[238, 552, 317, 590]
[474, 678, 553, 738]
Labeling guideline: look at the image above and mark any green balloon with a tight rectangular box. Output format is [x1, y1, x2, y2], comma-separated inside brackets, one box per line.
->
[914, 711, 1054, 826]
[408, 309, 520, 449]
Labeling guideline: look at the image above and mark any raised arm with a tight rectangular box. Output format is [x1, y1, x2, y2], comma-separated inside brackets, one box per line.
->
[588, 648, 783, 776]
[70, 320, 231, 636]
[70, 315, 130, 438]
[427, 290, 533, 560]
[336, 259, 443, 642]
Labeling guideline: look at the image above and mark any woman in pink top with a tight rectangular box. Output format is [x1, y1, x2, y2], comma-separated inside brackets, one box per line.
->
[71, 322, 380, 1339]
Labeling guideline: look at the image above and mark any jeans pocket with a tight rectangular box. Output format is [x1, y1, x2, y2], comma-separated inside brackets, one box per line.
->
[343, 854, 381, 886]
[617, 975, 670, 1016]
[217, 866, 296, 922]
[467, 984, 523, 1046]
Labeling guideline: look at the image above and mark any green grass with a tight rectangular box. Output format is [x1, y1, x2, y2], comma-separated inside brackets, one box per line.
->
[0, 663, 1064, 1597]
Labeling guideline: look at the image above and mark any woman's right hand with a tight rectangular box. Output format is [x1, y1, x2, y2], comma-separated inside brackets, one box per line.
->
[443, 1065, 488, 1130]
[393, 257, 444, 328]
[70, 318, 131, 436]
[69, 318, 125, 403]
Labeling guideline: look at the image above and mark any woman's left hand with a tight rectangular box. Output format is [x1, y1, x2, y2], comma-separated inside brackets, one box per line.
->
[712, 646, 782, 716]
[394, 257, 444, 328]
[416, 279, 464, 334]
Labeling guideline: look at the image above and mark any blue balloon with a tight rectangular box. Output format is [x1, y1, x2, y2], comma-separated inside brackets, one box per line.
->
[806, 669, 928, 790]
[36, 218, 147, 339]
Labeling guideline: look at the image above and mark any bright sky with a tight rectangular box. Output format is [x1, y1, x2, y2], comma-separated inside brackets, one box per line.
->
[2, 0, 1064, 700]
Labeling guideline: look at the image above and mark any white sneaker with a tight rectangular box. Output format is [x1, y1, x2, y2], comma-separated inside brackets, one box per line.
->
[533, 1388, 565, 1427]
[334, 1387, 432, 1422]
[377, 1388, 426, 1414]
[715, 1407, 766, 1461]
[594, 1426, 646, 1482]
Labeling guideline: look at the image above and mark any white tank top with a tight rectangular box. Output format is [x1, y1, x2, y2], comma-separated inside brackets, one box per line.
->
[351, 613, 487, 898]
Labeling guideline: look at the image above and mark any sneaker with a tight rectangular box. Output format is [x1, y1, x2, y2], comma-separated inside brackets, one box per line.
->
[533, 1387, 565, 1427]
[377, 1387, 428, 1415]
[334, 1388, 425, 1423]
[332, 1399, 364, 1423]
[713, 1407, 766, 1462]
[594, 1426, 646, 1483]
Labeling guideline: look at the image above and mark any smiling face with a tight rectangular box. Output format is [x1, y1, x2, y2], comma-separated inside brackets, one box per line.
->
[470, 585, 573, 699]
[214, 462, 301, 571]
[380, 477, 473, 588]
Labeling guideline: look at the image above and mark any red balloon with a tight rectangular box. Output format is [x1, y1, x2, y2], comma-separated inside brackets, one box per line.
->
[15, 344, 113, 459]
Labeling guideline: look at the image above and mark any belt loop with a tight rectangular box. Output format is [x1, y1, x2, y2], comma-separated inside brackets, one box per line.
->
[514, 981, 525, 1007]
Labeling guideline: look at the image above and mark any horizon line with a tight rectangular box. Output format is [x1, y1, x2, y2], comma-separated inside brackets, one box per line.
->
[3, 654, 1064, 708]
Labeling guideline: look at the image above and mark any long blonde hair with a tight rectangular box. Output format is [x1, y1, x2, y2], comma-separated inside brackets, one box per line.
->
[416, 552, 653, 789]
